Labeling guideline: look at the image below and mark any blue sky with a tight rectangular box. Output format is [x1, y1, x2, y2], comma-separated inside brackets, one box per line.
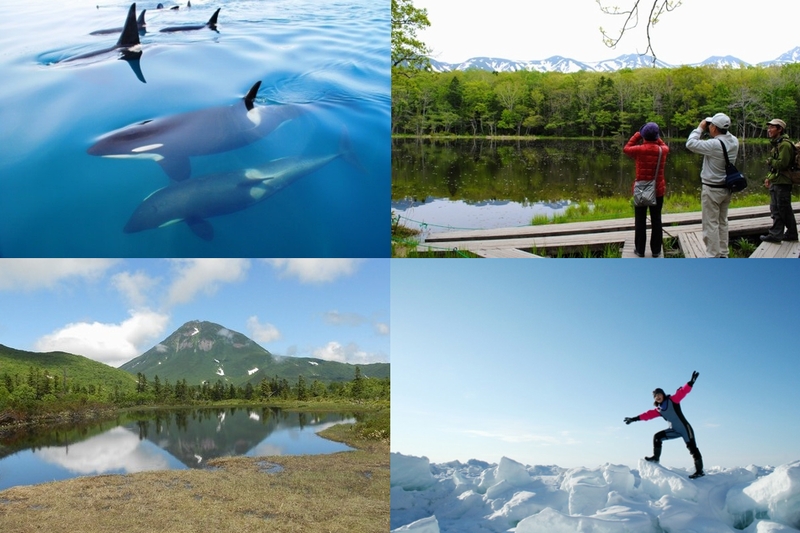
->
[415, 0, 800, 65]
[0, 259, 389, 368]
[391, 260, 800, 470]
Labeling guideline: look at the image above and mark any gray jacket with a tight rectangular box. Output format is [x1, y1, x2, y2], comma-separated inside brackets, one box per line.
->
[686, 128, 740, 187]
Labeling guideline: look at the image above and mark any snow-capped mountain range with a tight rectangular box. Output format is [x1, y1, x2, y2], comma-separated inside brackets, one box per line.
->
[428, 46, 800, 74]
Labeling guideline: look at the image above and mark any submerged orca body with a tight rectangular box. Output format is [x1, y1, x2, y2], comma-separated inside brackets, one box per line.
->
[90, 8, 146, 35]
[87, 81, 306, 181]
[160, 7, 220, 32]
[123, 131, 357, 240]
[63, 3, 141, 62]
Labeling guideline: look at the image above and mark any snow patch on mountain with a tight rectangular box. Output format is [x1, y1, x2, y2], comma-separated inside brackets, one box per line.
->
[426, 47, 800, 73]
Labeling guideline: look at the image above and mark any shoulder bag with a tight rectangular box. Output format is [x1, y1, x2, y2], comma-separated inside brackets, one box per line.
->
[633, 146, 661, 207]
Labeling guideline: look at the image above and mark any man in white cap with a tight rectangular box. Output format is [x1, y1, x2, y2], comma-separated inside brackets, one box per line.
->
[686, 113, 740, 258]
[761, 118, 797, 243]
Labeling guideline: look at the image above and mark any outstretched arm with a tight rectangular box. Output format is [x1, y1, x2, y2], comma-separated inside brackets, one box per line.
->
[672, 371, 699, 403]
[625, 408, 660, 424]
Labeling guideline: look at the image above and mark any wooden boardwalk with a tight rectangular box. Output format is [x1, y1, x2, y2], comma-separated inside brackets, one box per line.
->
[418, 203, 800, 258]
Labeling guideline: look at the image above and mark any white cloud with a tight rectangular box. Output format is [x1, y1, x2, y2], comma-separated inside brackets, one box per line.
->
[34, 310, 170, 367]
[166, 259, 250, 306]
[246, 316, 282, 343]
[0, 259, 118, 291]
[323, 310, 368, 327]
[374, 322, 390, 336]
[312, 341, 386, 364]
[266, 259, 362, 283]
[112, 270, 160, 308]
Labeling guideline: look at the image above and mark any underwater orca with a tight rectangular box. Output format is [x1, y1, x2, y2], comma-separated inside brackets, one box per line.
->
[123, 130, 359, 240]
[87, 81, 307, 181]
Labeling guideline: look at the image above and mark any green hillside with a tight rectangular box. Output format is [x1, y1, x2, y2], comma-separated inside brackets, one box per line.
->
[0, 344, 137, 395]
[121, 320, 390, 386]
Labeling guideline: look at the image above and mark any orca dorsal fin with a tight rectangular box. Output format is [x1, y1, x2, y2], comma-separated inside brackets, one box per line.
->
[207, 8, 221, 27]
[243, 81, 262, 111]
[136, 9, 146, 28]
[117, 3, 141, 47]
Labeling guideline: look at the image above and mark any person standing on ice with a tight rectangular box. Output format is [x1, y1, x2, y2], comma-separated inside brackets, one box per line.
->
[624, 371, 704, 479]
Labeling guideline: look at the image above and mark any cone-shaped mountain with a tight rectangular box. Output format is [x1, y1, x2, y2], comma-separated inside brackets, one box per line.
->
[120, 320, 388, 386]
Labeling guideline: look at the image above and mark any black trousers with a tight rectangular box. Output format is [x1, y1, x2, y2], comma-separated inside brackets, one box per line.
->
[768, 184, 798, 239]
[653, 429, 703, 471]
[634, 195, 664, 256]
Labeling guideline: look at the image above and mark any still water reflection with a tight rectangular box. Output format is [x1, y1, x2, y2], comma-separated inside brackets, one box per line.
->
[392, 138, 772, 232]
[0, 408, 354, 491]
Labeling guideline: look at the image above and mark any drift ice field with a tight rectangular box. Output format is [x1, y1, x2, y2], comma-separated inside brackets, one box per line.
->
[391, 453, 800, 533]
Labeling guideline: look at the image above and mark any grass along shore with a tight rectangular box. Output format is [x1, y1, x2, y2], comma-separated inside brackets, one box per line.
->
[391, 191, 798, 258]
[0, 405, 388, 532]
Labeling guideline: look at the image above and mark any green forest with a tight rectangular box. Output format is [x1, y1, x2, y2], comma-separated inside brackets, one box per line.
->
[391, 63, 800, 140]
[0, 365, 388, 421]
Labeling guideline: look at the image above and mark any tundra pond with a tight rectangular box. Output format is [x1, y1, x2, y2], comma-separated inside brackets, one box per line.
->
[0, 407, 355, 491]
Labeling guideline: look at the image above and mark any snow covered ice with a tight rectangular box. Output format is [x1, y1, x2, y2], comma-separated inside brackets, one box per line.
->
[390, 453, 800, 533]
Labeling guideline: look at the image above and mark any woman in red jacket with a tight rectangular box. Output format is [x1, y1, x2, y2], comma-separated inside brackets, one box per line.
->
[623, 123, 669, 257]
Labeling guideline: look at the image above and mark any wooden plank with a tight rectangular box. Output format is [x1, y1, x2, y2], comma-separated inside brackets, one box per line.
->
[678, 231, 707, 258]
[750, 240, 800, 258]
[620, 236, 663, 258]
[422, 203, 800, 244]
[470, 248, 543, 258]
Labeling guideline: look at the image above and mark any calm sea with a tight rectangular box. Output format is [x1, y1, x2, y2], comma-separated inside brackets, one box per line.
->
[0, 0, 389, 257]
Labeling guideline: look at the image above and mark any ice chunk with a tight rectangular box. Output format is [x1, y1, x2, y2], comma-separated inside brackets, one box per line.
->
[487, 491, 549, 527]
[638, 459, 699, 501]
[391, 515, 440, 532]
[496, 456, 532, 487]
[602, 464, 635, 495]
[728, 461, 800, 529]
[391, 453, 436, 490]
[746, 520, 800, 532]
[561, 467, 612, 516]
[516, 506, 656, 533]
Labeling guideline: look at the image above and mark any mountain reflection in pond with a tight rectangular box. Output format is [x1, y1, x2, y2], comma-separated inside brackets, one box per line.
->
[0, 408, 354, 491]
[392, 138, 773, 233]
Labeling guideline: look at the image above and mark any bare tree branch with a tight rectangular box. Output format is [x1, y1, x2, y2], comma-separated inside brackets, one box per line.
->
[597, 0, 682, 64]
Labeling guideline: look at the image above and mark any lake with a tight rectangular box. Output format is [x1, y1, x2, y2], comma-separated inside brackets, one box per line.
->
[0, 407, 355, 491]
[0, 0, 389, 257]
[391, 138, 774, 234]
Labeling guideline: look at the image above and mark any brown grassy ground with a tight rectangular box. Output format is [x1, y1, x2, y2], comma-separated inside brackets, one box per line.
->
[0, 424, 388, 533]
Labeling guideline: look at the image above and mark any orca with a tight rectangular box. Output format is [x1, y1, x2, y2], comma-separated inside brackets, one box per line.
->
[63, 3, 141, 62]
[90, 8, 146, 35]
[87, 81, 307, 181]
[160, 7, 220, 32]
[123, 130, 358, 240]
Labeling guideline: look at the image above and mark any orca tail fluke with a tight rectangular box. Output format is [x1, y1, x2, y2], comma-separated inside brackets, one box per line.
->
[207, 8, 221, 27]
[244, 80, 262, 111]
[117, 3, 141, 47]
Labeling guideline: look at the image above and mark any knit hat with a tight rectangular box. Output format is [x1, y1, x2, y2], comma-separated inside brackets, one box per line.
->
[652, 388, 666, 397]
[640, 122, 660, 141]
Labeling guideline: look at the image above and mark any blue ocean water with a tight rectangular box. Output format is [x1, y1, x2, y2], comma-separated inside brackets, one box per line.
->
[0, 0, 389, 257]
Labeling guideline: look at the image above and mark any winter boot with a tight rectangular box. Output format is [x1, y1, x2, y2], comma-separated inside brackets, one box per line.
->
[688, 445, 704, 479]
[646, 441, 662, 463]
